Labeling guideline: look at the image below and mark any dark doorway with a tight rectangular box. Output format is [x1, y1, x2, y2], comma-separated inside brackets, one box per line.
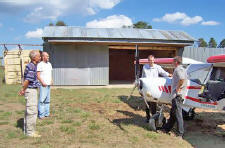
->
[109, 49, 175, 83]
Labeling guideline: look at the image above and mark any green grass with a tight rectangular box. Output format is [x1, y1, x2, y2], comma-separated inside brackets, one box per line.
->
[0, 121, 9, 125]
[0, 111, 12, 120]
[88, 120, 100, 130]
[60, 125, 76, 134]
[145, 132, 159, 140]
[0, 67, 207, 148]
[61, 119, 73, 124]
[72, 121, 81, 127]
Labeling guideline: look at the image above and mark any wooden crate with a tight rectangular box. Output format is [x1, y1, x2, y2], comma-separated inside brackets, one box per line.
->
[4, 50, 36, 84]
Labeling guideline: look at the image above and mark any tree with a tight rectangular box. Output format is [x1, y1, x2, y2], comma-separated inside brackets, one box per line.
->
[48, 22, 54, 26]
[133, 21, 152, 29]
[55, 21, 67, 26]
[218, 39, 225, 48]
[198, 38, 207, 47]
[48, 21, 67, 26]
[208, 37, 217, 48]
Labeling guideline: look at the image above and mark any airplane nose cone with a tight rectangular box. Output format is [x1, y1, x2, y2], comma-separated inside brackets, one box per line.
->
[147, 92, 152, 97]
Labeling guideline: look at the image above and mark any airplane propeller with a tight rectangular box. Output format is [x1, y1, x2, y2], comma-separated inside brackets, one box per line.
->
[128, 45, 140, 99]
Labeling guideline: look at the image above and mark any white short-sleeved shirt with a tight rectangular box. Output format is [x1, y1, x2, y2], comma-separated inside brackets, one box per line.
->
[37, 61, 52, 85]
[142, 64, 169, 78]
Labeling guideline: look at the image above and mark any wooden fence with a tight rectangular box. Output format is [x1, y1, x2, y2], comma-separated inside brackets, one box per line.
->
[4, 50, 31, 84]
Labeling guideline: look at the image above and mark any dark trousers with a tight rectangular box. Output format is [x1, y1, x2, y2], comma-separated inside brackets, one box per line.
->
[163, 96, 184, 135]
[146, 101, 157, 120]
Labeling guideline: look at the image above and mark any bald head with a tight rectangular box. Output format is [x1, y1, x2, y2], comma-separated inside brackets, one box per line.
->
[42, 52, 49, 62]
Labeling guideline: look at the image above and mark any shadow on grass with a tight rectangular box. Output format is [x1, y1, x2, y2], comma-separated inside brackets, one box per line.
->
[118, 95, 146, 111]
[16, 118, 24, 131]
[110, 110, 148, 131]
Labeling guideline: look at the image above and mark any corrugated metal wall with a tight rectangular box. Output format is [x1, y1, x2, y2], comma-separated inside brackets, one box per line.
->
[183, 46, 225, 62]
[44, 44, 109, 85]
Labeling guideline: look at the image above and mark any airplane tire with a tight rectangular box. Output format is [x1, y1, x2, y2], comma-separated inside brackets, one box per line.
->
[182, 108, 195, 120]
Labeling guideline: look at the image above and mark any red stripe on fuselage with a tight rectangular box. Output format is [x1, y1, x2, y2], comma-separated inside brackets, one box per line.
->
[185, 96, 217, 105]
[161, 86, 165, 92]
[158, 86, 161, 91]
[164, 86, 169, 93]
[168, 86, 171, 93]
[187, 86, 201, 89]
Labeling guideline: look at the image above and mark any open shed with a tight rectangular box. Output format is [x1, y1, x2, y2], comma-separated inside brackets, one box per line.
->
[42, 26, 195, 85]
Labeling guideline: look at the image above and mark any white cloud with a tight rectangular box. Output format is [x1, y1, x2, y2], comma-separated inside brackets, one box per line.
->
[181, 16, 203, 26]
[86, 15, 133, 28]
[201, 21, 220, 26]
[0, 0, 121, 23]
[153, 12, 219, 26]
[153, 12, 203, 26]
[89, 0, 120, 9]
[25, 28, 43, 39]
[153, 12, 187, 23]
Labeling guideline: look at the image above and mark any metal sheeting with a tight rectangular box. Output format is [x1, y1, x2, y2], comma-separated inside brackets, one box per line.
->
[183, 46, 225, 63]
[45, 44, 108, 85]
[43, 26, 195, 41]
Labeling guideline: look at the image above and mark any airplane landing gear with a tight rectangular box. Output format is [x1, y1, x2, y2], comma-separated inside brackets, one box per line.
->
[182, 108, 195, 120]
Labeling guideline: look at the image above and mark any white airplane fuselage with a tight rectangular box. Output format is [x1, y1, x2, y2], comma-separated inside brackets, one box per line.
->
[140, 77, 225, 111]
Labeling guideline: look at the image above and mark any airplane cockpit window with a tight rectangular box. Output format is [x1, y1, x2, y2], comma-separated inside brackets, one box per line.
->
[186, 64, 213, 85]
[210, 67, 225, 81]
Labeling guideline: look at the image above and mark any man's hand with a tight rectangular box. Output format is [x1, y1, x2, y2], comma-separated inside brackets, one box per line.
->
[176, 87, 181, 93]
[169, 74, 173, 77]
[42, 83, 47, 87]
[18, 89, 25, 96]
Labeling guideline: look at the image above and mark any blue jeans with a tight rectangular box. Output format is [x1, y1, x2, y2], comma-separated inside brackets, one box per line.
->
[38, 86, 51, 118]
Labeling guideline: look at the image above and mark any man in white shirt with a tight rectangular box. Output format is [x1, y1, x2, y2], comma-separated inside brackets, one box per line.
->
[37, 52, 52, 119]
[142, 55, 172, 122]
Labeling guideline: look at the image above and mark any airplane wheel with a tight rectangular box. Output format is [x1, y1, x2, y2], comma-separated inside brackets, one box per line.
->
[182, 108, 195, 120]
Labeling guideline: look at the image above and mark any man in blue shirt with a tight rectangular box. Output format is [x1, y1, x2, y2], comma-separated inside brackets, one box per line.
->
[19, 50, 41, 138]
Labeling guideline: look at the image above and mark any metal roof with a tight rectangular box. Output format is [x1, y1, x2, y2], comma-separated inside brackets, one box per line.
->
[43, 26, 195, 42]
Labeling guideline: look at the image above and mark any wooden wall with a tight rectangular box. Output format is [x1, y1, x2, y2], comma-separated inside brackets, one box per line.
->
[4, 50, 31, 84]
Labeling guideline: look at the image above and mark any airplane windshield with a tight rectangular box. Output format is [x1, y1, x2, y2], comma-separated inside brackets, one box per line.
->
[186, 64, 213, 84]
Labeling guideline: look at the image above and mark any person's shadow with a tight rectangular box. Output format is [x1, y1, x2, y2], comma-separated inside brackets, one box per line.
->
[110, 110, 149, 131]
[118, 95, 146, 111]
[16, 118, 24, 131]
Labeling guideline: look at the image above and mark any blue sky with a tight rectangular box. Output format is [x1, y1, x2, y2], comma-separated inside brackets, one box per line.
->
[0, 0, 224, 55]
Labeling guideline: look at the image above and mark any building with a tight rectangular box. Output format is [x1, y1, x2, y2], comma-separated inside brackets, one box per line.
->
[42, 26, 195, 85]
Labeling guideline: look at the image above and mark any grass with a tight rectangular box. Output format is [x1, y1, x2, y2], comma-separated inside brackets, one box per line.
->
[60, 125, 76, 134]
[88, 120, 100, 130]
[1, 67, 223, 148]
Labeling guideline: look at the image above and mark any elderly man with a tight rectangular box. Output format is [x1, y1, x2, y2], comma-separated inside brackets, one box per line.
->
[19, 50, 41, 138]
[37, 52, 52, 119]
[162, 56, 187, 138]
[142, 55, 172, 122]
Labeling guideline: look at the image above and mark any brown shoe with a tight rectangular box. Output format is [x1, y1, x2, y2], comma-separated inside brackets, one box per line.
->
[28, 132, 41, 138]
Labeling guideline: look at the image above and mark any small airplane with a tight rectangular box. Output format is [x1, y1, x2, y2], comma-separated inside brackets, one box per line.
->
[131, 46, 225, 130]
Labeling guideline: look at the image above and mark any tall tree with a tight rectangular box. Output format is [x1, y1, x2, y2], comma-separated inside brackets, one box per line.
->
[198, 38, 207, 47]
[48, 21, 67, 26]
[48, 22, 54, 26]
[218, 39, 225, 48]
[133, 21, 152, 29]
[208, 37, 217, 48]
[55, 21, 67, 26]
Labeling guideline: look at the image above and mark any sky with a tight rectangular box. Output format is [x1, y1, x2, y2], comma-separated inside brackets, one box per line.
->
[0, 0, 224, 55]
